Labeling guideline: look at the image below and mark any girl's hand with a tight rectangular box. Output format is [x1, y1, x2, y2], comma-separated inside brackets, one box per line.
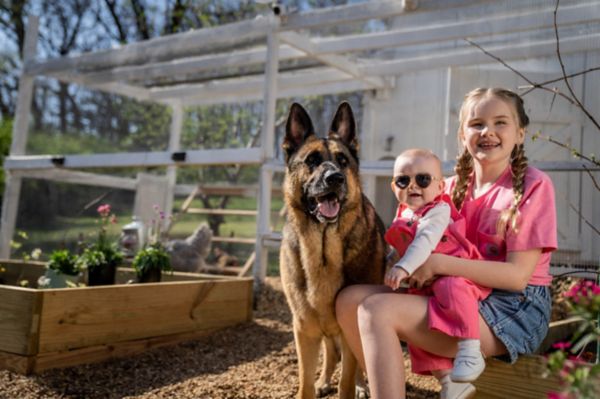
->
[407, 254, 442, 289]
[385, 266, 409, 290]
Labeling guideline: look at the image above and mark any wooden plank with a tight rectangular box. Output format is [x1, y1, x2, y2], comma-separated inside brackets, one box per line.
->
[0, 351, 34, 375]
[148, 66, 350, 101]
[37, 278, 253, 353]
[0, 17, 38, 258]
[0, 286, 41, 355]
[182, 77, 375, 106]
[239, 252, 256, 277]
[175, 184, 283, 198]
[186, 208, 258, 216]
[4, 147, 263, 170]
[32, 327, 222, 374]
[314, 3, 599, 55]
[474, 356, 560, 399]
[0, 259, 45, 286]
[25, 17, 272, 75]
[12, 169, 137, 190]
[279, 31, 386, 89]
[280, 0, 437, 31]
[212, 236, 256, 245]
[362, 33, 600, 77]
[75, 46, 304, 87]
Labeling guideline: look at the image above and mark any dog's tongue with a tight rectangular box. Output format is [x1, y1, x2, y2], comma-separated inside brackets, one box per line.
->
[318, 199, 340, 218]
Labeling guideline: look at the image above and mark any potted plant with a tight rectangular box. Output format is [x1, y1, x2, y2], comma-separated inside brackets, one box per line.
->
[132, 205, 172, 283]
[79, 204, 123, 286]
[39, 249, 81, 288]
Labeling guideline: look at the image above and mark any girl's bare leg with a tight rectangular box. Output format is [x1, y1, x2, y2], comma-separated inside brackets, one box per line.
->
[336, 284, 393, 371]
[344, 291, 507, 399]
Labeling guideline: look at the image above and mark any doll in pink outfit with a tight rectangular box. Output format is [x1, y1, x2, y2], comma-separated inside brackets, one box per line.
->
[384, 149, 489, 384]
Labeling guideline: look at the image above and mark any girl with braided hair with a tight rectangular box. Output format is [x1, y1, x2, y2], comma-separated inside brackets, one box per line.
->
[336, 87, 557, 399]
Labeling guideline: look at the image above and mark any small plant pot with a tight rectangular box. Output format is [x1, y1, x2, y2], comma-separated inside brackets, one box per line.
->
[136, 268, 162, 283]
[39, 268, 79, 288]
[87, 263, 116, 286]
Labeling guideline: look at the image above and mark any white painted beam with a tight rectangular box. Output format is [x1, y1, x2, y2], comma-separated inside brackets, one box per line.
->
[24, 17, 273, 76]
[278, 0, 480, 31]
[1, 16, 38, 259]
[315, 2, 600, 54]
[150, 67, 367, 101]
[183, 79, 375, 106]
[11, 169, 137, 190]
[279, 31, 386, 89]
[255, 17, 280, 285]
[361, 34, 600, 76]
[4, 148, 263, 170]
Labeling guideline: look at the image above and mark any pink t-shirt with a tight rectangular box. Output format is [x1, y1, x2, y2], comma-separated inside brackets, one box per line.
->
[446, 166, 557, 286]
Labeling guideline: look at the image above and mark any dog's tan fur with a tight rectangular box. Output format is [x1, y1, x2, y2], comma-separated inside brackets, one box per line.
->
[279, 103, 387, 398]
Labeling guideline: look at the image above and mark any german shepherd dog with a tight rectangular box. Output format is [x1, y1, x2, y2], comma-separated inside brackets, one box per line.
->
[280, 102, 387, 399]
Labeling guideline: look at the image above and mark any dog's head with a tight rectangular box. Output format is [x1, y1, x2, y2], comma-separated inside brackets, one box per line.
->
[282, 102, 361, 224]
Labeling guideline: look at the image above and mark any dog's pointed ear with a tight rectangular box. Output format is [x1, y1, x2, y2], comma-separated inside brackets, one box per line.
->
[283, 103, 315, 163]
[329, 102, 359, 158]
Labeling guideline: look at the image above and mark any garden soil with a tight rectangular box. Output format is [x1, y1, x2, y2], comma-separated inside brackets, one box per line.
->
[0, 277, 439, 399]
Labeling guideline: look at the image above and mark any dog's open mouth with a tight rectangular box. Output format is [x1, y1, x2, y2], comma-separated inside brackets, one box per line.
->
[309, 192, 340, 221]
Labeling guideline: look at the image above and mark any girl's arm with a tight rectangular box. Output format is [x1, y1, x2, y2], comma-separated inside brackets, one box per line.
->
[410, 249, 542, 292]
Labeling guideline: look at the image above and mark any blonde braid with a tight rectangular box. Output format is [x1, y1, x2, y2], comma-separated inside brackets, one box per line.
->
[452, 148, 473, 211]
[497, 143, 528, 234]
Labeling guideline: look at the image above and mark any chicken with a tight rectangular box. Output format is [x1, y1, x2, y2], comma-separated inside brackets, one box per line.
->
[166, 224, 212, 273]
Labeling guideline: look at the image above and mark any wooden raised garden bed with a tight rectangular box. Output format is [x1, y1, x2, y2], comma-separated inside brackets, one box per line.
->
[0, 260, 253, 375]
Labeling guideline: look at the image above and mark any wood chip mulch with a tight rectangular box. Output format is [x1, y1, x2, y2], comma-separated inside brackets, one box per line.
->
[0, 277, 439, 399]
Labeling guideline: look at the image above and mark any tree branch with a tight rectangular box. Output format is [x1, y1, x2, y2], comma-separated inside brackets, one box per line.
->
[553, 0, 600, 131]
[464, 38, 576, 105]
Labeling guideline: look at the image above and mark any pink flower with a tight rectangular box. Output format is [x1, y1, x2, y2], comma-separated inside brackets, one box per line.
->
[97, 204, 111, 217]
[552, 341, 571, 350]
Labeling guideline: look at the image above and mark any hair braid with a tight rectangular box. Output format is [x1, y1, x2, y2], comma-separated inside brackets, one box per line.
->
[497, 143, 528, 234]
[452, 148, 473, 211]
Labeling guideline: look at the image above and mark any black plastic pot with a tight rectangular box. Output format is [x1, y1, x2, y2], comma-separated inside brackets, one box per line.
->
[87, 263, 116, 286]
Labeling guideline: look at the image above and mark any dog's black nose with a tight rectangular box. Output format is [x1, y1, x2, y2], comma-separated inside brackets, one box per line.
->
[324, 170, 345, 186]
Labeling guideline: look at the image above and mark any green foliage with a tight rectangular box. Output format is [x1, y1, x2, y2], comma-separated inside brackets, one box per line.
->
[47, 249, 80, 276]
[546, 279, 600, 399]
[0, 118, 12, 203]
[77, 248, 107, 271]
[132, 244, 172, 276]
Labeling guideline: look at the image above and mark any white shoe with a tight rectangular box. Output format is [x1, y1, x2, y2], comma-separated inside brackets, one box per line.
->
[450, 340, 486, 383]
[439, 375, 476, 399]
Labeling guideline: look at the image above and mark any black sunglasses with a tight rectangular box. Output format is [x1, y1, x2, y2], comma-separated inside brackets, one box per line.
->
[393, 173, 439, 189]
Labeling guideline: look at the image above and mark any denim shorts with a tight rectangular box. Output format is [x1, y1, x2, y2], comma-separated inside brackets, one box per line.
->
[479, 285, 551, 363]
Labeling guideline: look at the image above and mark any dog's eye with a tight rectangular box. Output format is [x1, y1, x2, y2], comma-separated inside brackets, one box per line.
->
[336, 153, 349, 168]
[305, 152, 322, 169]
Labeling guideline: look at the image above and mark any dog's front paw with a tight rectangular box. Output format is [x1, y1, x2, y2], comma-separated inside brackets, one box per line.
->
[316, 383, 335, 398]
[356, 385, 370, 399]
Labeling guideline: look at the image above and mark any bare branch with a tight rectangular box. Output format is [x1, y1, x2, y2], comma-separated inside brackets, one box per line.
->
[553, 0, 600, 131]
[532, 131, 600, 167]
[519, 66, 600, 96]
[567, 201, 600, 237]
[584, 166, 600, 192]
[464, 38, 576, 105]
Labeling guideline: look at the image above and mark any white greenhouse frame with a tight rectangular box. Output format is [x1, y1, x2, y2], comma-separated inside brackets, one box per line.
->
[2, 0, 600, 286]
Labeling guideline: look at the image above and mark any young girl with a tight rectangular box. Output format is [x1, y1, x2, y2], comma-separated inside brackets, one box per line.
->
[336, 87, 557, 399]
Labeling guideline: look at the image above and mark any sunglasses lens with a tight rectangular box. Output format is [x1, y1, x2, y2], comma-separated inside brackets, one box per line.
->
[395, 176, 410, 188]
[415, 174, 432, 188]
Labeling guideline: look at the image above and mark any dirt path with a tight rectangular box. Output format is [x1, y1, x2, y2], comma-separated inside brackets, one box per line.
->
[0, 278, 439, 398]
